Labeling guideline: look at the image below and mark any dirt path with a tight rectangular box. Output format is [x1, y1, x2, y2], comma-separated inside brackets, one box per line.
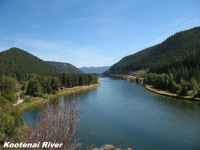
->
[13, 92, 24, 106]
[67, 84, 99, 90]
[13, 99, 24, 106]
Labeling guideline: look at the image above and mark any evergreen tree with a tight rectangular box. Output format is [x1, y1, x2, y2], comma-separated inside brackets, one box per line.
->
[0, 76, 16, 103]
[0, 107, 5, 141]
[179, 79, 189, 96]
[50, 77, 60, 91]
[26, 78, 42, 97]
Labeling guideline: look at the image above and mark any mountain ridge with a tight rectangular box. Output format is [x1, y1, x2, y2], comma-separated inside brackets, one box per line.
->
[0, 47, 60, 79]
[104, 26, 200, 75]
[79, 66, 110, 73]
[46, 61, 83, 74]
[0, 47, 84, 80]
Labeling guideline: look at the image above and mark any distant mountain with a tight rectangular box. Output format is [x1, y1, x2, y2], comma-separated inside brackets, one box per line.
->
[79, 66, 110, 73]
[0, 47, 59, 79]
[46, 61, 83, 74]
[104, 27, 200, 75]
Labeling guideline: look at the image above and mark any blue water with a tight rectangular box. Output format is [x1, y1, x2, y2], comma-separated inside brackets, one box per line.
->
[22, 77, 200, 150]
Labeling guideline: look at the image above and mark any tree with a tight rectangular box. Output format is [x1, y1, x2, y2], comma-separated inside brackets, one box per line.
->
[196, 87, 200, 98]
[51, 77, 60, 91]
[25, 99, 81, 150]
[179, 79, 189, 96]
[0, 96, 24, 142]
[189, 77, 198, 93]
[67, 75, 74, 88]
[79, 74, 85, 85]
[26, 78, 42, 97]
[0, 76, 16, 103]
[62, 73, 67, 87]
[0, 107, 5, 142]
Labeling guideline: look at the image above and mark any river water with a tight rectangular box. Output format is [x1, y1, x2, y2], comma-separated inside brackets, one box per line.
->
[22, 77, 200, 150]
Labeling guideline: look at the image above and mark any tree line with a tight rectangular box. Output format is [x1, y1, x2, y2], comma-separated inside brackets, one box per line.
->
[23, 73, 98, 97]
[104, 27, 200, 76]
[144, 67, 200, 97]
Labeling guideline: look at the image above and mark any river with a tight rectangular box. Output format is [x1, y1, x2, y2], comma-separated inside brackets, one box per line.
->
[22, 77, 200, 150]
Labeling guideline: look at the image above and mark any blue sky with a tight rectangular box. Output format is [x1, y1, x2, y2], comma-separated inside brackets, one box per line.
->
[0, 0, 199, 67]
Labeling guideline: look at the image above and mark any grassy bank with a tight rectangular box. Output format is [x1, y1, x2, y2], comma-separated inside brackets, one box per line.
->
[16, 83, 101, 111]
[145, 85, 200, 101]
[16, 97, 48, 111]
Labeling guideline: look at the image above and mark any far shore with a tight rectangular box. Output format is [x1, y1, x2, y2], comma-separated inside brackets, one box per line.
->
[121, 75, 200, 102]
[145, 84, 200, 102]
[16, 82, 101, 111]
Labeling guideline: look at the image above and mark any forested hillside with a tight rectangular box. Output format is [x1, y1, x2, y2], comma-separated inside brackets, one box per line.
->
[46, 61, 83, 74]
[0, 47, 99, 145]
[105, 27, 200, 75]
[105, 27, 200, 98]
[105, 45, 156, 75]
[0, 47, 59, 80]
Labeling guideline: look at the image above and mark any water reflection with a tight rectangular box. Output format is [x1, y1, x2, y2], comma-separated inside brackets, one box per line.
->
[152, 93, 200, 112]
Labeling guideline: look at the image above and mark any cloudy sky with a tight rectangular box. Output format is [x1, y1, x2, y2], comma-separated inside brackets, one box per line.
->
[0, 0, 199, 67]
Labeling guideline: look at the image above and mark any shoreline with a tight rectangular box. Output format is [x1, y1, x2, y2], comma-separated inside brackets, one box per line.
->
[120, 75, 200, 102]
[111, 75, 200, 102]
[145, 84, 200, 102]
[16, 82, 101, 111]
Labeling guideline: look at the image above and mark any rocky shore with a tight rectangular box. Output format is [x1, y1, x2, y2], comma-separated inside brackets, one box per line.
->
[92, 144, 132, 150]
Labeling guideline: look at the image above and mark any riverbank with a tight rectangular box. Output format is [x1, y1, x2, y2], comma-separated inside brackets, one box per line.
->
[16, 82, 101, 111]
[145, 85, 200, 102]
[92, 144, 131, 150]
[121, 75, 200, 102]
[108, 74, 199, 101]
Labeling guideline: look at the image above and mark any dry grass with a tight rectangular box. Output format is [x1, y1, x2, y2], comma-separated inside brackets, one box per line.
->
[129, 70, 147, 78]
[145, 85, 200, 101]
[16, 98, 48, 111]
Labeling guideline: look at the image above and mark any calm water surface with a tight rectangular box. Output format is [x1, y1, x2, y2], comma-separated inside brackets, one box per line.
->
[22, 77, 200, 150]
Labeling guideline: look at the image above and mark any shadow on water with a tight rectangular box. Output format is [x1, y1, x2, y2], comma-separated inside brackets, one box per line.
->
[144, 87, 200, 113]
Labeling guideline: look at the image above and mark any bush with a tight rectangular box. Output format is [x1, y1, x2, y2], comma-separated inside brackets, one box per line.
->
[8, 98, 81, 150]
[24, 98, 30, 102]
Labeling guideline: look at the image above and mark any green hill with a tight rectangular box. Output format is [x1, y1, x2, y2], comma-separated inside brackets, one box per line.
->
[0, 47, 60, 80]
[104, 27, 200, 98]
[104, 45, 157, 75]
[46, 61, 83, 74]
[104, 27, 200, 75]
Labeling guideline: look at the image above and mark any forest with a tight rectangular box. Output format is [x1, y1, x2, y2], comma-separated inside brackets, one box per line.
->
[24, 73, 98, 97]
[143, 68, 200, 97]
[104, 27, 200, 98]
[104, 27, 200, 75]
[0, 48, 99, 145]
[46, 61, 83, 74]
[0, 48, 60, 80]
